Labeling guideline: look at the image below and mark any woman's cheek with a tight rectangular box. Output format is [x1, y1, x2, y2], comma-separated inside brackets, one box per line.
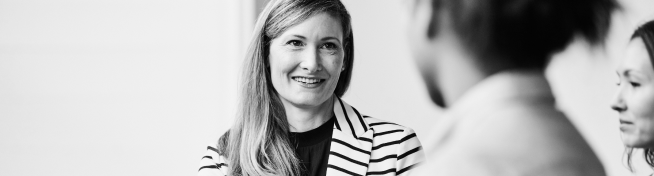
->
[639, 87, 654, 117]
[324, 55, 342, 72]
[634, 87, 654, 139]
[638, 122, 654, 146]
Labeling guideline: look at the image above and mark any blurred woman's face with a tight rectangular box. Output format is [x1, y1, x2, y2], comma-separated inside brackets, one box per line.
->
[613, 38, 654, 148]
[268, 13, 345, 109]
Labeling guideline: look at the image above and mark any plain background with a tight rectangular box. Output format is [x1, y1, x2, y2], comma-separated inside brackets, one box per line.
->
[1, 0, 654, 175]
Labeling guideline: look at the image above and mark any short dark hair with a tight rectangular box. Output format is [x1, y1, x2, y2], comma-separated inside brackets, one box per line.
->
[429, 0, 618, 70]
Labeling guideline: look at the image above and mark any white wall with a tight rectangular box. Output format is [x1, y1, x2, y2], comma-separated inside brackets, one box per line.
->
[2, 0, 654, 176]
[0, 0, 240, 175]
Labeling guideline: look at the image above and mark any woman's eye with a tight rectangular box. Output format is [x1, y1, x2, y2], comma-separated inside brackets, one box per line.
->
[320, 43, 338, 50]
[630, 82, 641, 87]
[286, 40, 304, 47]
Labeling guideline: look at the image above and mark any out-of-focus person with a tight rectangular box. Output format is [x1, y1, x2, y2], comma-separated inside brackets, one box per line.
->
[401, 0, 617, 175]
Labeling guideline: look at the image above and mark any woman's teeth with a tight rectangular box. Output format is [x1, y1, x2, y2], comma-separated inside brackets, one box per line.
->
[293, 77, 323, 84]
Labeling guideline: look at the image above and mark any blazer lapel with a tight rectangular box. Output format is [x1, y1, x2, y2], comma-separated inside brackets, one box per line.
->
[326, 97, 374, 176]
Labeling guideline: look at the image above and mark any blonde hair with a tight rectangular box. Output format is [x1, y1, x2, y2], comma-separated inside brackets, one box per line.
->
[217, 0, 354, 175]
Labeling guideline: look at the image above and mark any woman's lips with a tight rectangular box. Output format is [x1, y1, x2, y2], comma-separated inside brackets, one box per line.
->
[620, 119, 634, 132]
[292, 76, 325, 84]
[291, 76, 326, 88]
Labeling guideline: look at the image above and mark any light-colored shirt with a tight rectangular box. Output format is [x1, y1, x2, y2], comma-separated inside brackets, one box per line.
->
[414, 70, 605, 176]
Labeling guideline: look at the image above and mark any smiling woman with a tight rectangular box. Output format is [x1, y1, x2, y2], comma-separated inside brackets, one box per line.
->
[197, 0, 424, 176]
[612, 20, 654, 173]
[269, 13, 345, 130]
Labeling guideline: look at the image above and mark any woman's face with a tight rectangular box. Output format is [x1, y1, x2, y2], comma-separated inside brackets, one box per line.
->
[613, 38, 654, 148]
[268, 13, 345, 109]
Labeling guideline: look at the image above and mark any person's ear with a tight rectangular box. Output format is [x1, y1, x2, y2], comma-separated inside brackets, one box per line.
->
[411, 0, 439, 40]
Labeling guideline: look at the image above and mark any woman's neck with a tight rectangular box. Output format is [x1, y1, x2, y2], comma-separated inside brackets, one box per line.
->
[284, 97, 334, 133]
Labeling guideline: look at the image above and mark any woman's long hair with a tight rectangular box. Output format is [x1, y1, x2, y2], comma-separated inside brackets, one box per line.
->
[624, 20, 654, 172]
[217, 0, 354, 175]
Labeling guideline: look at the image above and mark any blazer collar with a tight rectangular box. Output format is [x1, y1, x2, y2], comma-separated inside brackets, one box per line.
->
[333, 96, 371, 137]
[327, 97, 374, 176]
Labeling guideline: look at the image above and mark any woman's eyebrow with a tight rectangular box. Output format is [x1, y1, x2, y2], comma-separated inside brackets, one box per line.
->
[616, 69, 631, 78]
[622, 69, 650, 80]
[622, 70, 635, 79]
[290, 35, 306, 39]
[321, 36, 341, 43]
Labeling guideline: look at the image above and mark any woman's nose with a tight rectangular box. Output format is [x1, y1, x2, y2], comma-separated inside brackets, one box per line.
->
[300, 48, 322, 72]
[611, 91, 627, 112]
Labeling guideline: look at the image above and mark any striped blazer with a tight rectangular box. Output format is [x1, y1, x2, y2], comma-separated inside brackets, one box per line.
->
[198, 97, 424, 176]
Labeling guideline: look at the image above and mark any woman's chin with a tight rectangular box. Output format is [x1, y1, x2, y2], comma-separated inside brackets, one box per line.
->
[622, 136, 654, 148]
[282, 96, 331, 108]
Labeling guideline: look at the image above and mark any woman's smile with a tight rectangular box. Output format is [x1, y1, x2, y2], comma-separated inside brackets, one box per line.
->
[291, 76, 327, 88]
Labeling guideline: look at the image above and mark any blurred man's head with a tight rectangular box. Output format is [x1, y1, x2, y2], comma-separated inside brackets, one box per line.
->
[403, 0, 617, 107]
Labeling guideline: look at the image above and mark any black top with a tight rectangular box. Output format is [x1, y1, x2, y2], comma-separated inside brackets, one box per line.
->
[288, 116, 335, 176]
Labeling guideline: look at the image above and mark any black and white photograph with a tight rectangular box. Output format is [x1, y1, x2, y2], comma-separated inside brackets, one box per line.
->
[2, 0, 654, 175]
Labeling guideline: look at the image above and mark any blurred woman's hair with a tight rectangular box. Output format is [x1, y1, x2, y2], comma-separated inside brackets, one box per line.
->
[629, 20, 654, 67]
[215, 0, 354, 175]
[428, 0, 618, 71]
[624, 20, 654, 172]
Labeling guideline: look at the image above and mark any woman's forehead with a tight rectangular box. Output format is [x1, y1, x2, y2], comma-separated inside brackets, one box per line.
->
[278, 13, 343, 40]
[621, 38, 654, 76]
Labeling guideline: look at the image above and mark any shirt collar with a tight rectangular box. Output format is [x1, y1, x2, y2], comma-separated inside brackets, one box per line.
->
[424, 69, 555, 151]
[447, 69, 554, 117]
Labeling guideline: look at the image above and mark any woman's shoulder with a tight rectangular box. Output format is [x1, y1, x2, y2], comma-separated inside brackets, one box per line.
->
[364, 115, 422, 148]
[200, 142, 227, 165]
[364, 115, 425, 170]
[198, 132, 230, 175]
[216, 131, 229, 155]
[198, 144, 228, 175]
[364, 115, 416, 133]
